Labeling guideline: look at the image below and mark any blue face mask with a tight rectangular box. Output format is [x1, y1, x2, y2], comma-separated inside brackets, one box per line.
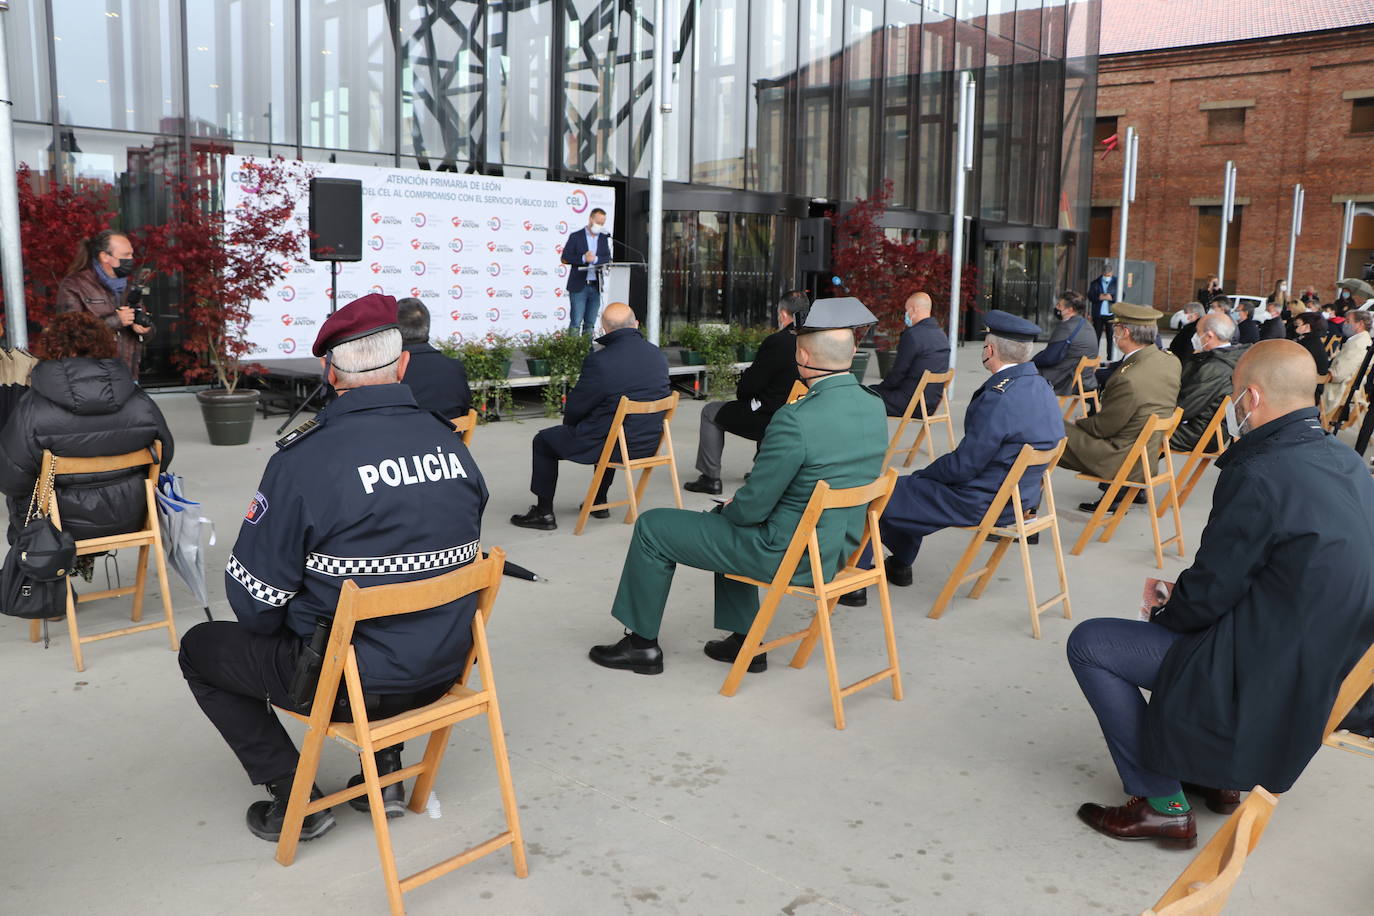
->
[904, 314, 914, 328]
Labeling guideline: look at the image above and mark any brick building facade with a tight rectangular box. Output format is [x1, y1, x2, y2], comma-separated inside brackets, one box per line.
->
[1090, 2, 1374, 310]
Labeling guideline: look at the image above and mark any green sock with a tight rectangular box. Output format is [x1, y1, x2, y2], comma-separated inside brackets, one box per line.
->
[1146, 791, 1191, 815]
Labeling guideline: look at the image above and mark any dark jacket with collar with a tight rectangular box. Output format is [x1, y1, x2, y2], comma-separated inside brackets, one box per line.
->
[1171, 344, 1246, 452]
[54, 268, 153, 380]
[713, 326, 797, 441]
[1145, 408, 1374, 793]
[1087, 275, 1118, 316]
[559, 228, 611, 293]
[0, 358, 173, 541]
[1260, 316, 1287, 341]
[560, 327, 670, 462]
[1236, 318, 1261, 344]
[1168, 319, 1200, 360]
[874, 317, 950, 416]
[225, 384, 487, 693]
[1033, 313, 1099, 395]
[402, 341, 472, 418]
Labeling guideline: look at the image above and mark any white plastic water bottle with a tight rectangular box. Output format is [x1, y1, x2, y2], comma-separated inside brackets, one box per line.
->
[425, 791, 442, 819]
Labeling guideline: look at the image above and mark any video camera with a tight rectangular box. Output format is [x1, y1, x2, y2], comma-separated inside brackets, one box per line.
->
[127, 283, 152, 329]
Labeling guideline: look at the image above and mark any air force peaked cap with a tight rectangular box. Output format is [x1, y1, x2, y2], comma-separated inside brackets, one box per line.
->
[311, 293, 401, 357]
[793, 296, 878, 333]
[981, 309, 1041, 342]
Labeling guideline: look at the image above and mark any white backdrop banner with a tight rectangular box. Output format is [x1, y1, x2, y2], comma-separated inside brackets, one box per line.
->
[224, 156, 616, 357]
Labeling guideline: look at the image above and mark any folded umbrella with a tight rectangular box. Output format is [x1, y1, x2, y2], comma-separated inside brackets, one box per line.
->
[156, 473, 216, 623]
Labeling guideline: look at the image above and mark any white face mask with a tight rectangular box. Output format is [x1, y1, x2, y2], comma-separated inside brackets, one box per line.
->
[1225, 389, 1254, 439]
[589, 222, 605, 235]
[1191, 333, 1203, 351]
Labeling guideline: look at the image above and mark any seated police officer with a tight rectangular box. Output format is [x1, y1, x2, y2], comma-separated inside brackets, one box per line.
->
[396, 297, 472, 418]
[179, 293, 488, 843]
[510, 301, 670, 531]
[683, 290, 804, 494]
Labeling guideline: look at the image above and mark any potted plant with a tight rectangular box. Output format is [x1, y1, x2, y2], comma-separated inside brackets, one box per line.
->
[541, 329, 592, 417]
[676, 323, 706, 365]
[450, 333, 514, 422]
[733, 325, 769, 362]
[700, 326, 740, 400]
[145, 156, 313, 445]
[523, 331, 557, 377]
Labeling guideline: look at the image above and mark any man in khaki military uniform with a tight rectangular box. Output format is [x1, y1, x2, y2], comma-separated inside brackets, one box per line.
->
[1060, 303, 1180, 511]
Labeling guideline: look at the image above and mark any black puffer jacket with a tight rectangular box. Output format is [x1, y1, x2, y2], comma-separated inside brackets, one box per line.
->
[0, 358, 174, 541]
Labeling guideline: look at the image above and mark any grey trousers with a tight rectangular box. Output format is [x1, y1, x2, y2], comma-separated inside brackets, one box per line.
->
[694, 401, 727, 479]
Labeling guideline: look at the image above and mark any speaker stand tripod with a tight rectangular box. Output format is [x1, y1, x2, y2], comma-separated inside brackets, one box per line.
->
[276, 261, 340, 435]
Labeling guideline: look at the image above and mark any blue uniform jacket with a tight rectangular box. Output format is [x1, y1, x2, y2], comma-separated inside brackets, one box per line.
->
[874, 317, 950, 416]
[887, 362, 1064, 531]
[560, 228, 611, 293]
[561, 326, 671, 462]
[225, 384, 488, 693]
[402, 341, 472, 418]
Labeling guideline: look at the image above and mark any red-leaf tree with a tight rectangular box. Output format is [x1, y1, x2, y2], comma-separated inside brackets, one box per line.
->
[830, 179, 978, 349]
[3, 165, 116, 324]
[141, 156, 312, 391]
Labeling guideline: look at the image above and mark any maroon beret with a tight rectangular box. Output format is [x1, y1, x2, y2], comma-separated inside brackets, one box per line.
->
[311, 293, 400, 357]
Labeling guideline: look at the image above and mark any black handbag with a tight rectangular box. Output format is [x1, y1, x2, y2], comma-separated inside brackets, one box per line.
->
[1, 458, 76, 631]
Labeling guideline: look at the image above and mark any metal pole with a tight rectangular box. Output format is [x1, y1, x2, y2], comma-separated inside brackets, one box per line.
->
[0, 3, 28, 349]
[1339, 199, 1355, 283]
[1115, 125, 1137, 299]
[1217, 161, 1235, 289]
[645, 0, 668, 346]
[948, 71, 974, 376]
[1284, 183, 1303, 299]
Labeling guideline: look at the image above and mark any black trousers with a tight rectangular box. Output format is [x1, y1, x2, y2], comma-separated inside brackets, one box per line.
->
[530, 424, 618, 505]
[1092, 313, 1115, 360]
[1357, 405, 1374, 456]
[179, 621, 451, 785]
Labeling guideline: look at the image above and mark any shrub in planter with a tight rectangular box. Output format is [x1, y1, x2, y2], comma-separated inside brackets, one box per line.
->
[523, 331, 558, 377]
[675, 323, 706, 364]
[700, 326, 740, 400]
[444, 333, 514, 422]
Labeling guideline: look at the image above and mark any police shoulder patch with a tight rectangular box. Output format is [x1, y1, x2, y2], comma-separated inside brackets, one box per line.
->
[276, 418, 322, 450]
[245, 492, 268, 525]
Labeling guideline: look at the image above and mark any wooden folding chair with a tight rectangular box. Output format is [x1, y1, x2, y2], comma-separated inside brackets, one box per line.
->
[1321, 639, 1374, 759]
[26, 442, 178, 672]
[1165, 397, 1230, 513]
[786, 379, 808, 403]
[274, 549, 526, 915]
[1058, 356, 1102, 420]
[928, 440, 1071, 639]
[720, 469, 903, 729]
[1321, 373, 1366, 432]
[1141, 788, 1278, 916]
[574, 392, 683, 535]
[449, 409, 478, 447]
[883, 369, 956, 467]
[1071, 407, 1185, 569]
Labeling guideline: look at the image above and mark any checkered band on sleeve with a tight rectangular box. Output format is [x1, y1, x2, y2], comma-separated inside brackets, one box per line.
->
[226, 555, 298, 607]
[304, 540, 480, 578]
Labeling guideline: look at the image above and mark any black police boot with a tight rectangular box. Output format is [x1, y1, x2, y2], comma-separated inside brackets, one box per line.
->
[346, 746, 406, 819]
[703, 631, 767, 672]
[683, 475, 723, 495]
[246, 779, 336, 843]
[589, 630, 664, 674]
[510, 505, 557, 530]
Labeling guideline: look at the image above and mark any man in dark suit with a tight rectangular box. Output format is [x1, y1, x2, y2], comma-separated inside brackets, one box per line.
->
[1167, 302, 1205, 360]
[1088, 267, 1119, 359]
[1235, 302, 1261, 345]
[559, 207, 612, 335]
[395, 298, 471, 418]
[683, 291, 806, 495]
[510, 302, 669, 531]
[873, 291, 950, 416]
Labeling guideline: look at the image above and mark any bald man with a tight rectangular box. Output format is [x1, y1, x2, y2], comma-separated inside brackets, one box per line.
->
[1068, 340, 1374, 849]
[511, 303, 670, 530]
[873, 291, 950, 416]
[590, 325, 888, 675]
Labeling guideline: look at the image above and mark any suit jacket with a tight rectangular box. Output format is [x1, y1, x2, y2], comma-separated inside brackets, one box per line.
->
[1236, 319, 1261, 345]
[714, 327, 797, 441]
[1061, 344, 1180, 479]
[402, 342, 472, 418]
[1172, 345, 1245, 452]
[721, 373, 887, 580]
[1087, 275, 1118, 317]
[875, 317, 950, 416]
[1169, 319, 1199, 360]
[560, 326, 670, 462]
[54, 268, 153, 380]
[1033, 315, 1098, 395]
[1260, 316, 1287, 341]
[560, 228, 611, 293]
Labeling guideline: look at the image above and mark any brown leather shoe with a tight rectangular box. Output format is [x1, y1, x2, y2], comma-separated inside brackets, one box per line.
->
[1182, 782, 1242, 815]
[1076, 796, 1197, 849]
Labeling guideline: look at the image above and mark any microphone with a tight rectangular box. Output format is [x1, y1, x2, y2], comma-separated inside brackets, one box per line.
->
[609, 234, 649, 262]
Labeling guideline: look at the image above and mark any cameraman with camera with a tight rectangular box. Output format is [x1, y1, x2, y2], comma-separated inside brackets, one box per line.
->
[55, 230, 154, 381]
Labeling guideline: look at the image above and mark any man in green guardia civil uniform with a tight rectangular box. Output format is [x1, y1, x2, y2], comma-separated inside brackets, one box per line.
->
[588, 298, 889, 676]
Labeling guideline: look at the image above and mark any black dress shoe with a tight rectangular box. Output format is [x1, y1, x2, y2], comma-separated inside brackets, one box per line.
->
[703, 632, 767, 672]
[1076, 796, 1196, 849]
[1181, 782, 1243, 815]
[837, 588, 867, 607]
[347, 747, 406, 819]
[510, 505, 557, 530]
[579, 502, 611, 520]
[589, 632, 663, 675]
[246, 780, 336, 842]
[1078, 491, 1148, 513]
[684, 475, 723, 495]
[886, 561, 913, 588]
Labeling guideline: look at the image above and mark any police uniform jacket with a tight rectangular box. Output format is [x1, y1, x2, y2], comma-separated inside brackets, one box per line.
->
[875, 317, 950, 416]
[402, 341, 472, 418]
[885, 362, 1063, 531]
[560, 326, 670, 463]
[1061, 344, 1180, 479]
[713, 327, 797, 442]
[225, 384, 488, 694]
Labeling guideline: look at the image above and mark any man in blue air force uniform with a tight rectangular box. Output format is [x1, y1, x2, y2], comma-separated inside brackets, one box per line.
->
[179, 293, 488, 844]
[842, 310, 1065, 606]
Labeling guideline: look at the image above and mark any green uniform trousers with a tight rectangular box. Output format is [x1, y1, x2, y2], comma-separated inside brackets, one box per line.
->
[610, 507, 780, 640]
